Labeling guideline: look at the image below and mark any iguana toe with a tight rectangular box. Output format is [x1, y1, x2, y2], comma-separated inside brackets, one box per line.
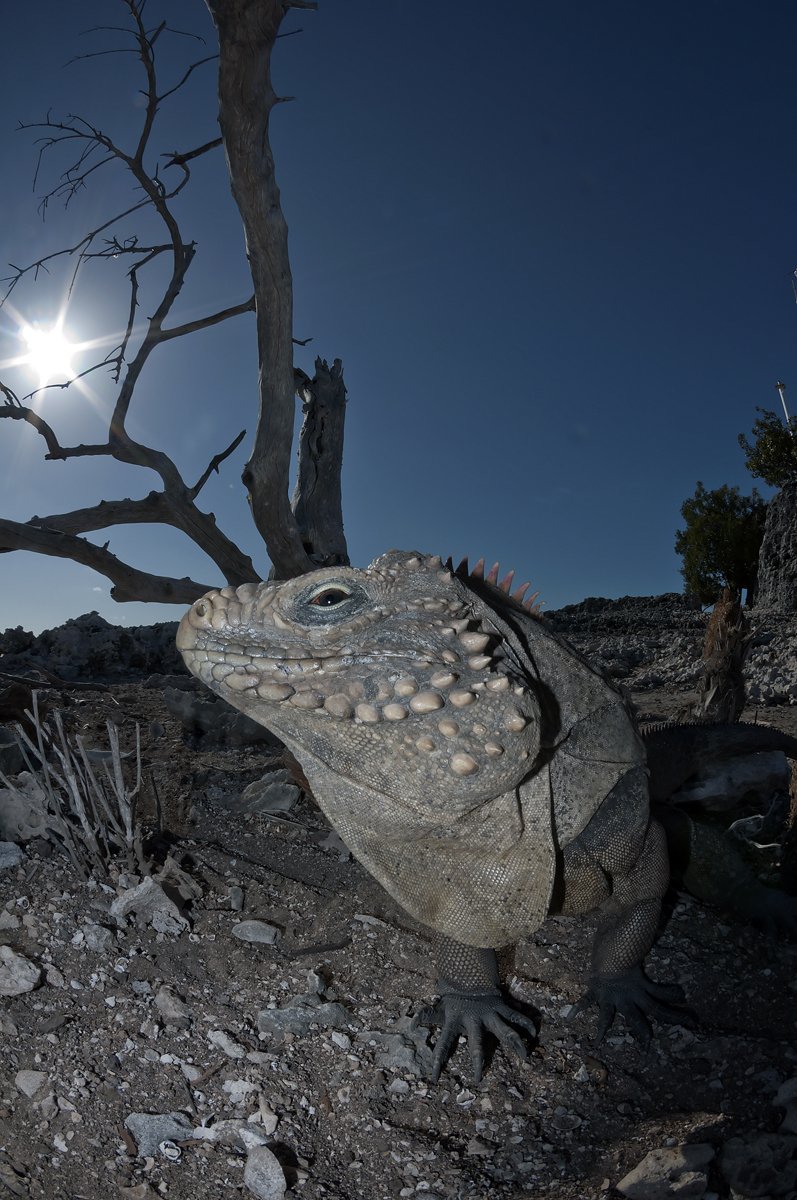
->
[576, 968, 692, 1042]
[415, 990, 538, 1083]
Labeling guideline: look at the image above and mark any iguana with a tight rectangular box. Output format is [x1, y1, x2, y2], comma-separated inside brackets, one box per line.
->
[177, 551, 797, 1080]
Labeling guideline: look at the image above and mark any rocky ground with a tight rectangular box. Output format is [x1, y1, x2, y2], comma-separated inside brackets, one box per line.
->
[0, 598, 797, 1200]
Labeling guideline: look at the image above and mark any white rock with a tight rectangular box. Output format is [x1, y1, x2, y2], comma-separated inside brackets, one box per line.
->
[15, 1069, 48, 1098]
[0, 945, 41, 995]
[208, 1029, 246, 1059]
[154, 985, 191, 1028]
[617, 1144, 715, 1199]
[110, 877, 188, 935]
[232, 920, 280, 945]
[243, 1144, 287, 1199]
[83, 923, 114, 952]
[0, 842, 24, 870]
[223, 1078, 259, 1105]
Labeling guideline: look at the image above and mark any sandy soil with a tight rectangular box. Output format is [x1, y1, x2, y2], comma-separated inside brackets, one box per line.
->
[1, 681, 796, 1200]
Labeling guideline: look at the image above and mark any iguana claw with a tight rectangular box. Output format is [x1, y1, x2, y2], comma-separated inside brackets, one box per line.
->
[414, 989, 538, 1083]
[575, 967, 693, 1043]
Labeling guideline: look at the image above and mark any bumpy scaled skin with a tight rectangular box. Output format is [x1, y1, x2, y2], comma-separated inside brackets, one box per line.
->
[177, 551, 677, 1080]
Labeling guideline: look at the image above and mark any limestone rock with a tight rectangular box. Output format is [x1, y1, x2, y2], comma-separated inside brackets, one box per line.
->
[617, 1143, 715, 1199]
[0, 946, 41, 996]
[243, 1144, 287, 1200]
[109, 876, 188, 935]
[757, 480, 797, 612]
[0, 842, 24, 870]
[719, 1132, 797, 1196]
[124, 1111, 195, 1158]
[232, 920, 281, 945]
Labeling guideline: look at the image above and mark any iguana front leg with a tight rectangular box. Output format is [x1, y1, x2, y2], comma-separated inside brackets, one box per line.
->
[416, 934, 537, 1082]
[559, 783, 688, 1039]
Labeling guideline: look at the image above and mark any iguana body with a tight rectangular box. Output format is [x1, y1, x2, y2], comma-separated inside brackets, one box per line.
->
[177, 551, 797, 1078]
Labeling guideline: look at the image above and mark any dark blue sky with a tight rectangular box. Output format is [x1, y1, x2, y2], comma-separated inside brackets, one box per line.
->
[1, 2, 795, 633]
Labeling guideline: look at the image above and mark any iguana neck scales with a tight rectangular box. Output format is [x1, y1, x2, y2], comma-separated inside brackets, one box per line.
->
[177, 550, 797, 1081]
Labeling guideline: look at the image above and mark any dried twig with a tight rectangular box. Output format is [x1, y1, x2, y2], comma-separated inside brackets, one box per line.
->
[0, 691, 146, 877]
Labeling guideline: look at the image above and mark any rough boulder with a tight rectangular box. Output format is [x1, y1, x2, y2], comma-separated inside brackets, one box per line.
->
[757, 480, 797, 612]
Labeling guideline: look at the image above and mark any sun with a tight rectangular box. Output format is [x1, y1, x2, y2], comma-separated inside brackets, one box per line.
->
[20, 321, 78, 387]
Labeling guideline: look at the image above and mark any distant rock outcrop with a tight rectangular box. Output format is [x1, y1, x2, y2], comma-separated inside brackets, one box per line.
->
[0, 611, 182, 681]
[1, 591, 796, 704]
[757, 480, 797, 612]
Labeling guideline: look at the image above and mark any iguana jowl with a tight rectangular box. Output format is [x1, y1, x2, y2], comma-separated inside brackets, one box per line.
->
[177, 550, 796, 1080]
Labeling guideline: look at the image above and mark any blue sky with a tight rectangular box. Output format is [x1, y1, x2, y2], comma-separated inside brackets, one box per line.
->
[1, 1, 795, 633]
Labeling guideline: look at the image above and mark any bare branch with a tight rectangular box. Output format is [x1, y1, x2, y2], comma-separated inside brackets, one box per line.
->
[0, 195, 151, 304]
[157, 53, 218, 104]
[0, 518, 216, 604]
[0, 402, 67, 458]
[162, 136, 222, 169]
[24, 493, 176, 536]
[18, 483, 259, 586]
[190, 429, 246, 498]
[160, 295, 255, 341]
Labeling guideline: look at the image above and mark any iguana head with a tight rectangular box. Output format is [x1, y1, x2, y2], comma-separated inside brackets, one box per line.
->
[176, 551, 544, 815]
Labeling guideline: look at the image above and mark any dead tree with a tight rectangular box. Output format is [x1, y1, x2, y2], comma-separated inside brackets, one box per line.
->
[0, 0, 347, 604]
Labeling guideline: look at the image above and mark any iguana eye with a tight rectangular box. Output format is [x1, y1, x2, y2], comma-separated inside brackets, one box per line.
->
[309, 587, 351, 607]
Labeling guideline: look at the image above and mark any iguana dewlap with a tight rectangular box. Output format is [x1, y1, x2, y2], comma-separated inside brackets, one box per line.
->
[176, 551, 680, 1077]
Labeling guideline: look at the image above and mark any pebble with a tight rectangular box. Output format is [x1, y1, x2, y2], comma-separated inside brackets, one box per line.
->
[239, 773, 300, 815]
[243, 1144, 287, 1199]
[223, 1078, 260, 1105]
[0, 945, 41, 995]
[208, 1029, 247, 1059]
[154, 985, 192, 1028]
[257, 995, 348, 1042]
[109, 877, 188, 935]
[124, 1112, 195, 1157]
[83, 923, 114, 953]
[0, 842, 23, 870]
[466, 1136, 495, 1158]
[14, 1070, 48, 1098]
[232, 920, 280, 945]
[193, 1119, 270, 1151]
[617, 1144, 715, 1199]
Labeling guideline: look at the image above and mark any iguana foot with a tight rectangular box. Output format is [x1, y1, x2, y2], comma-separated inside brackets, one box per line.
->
[414, 989, 538, 1083]
[575, 967, 692, 1043]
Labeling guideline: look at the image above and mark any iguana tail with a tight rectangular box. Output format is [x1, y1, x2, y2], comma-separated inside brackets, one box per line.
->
[642, 721, 797, 803]
[654, 803, 797, 935]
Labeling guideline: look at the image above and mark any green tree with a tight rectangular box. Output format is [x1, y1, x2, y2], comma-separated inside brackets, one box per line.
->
[738, 408, 797, 488]
[674, 482, 767, 605]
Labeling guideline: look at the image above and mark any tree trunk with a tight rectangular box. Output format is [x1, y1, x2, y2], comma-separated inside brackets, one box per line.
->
[691, 587, 750, 723]
[207, 0, 347, 580]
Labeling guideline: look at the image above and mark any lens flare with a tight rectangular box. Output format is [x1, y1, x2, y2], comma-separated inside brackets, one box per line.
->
[20, 321, 77, 387]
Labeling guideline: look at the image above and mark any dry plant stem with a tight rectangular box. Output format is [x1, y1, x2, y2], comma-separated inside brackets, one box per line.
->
[0, 1, 260, 602]
[2, 691, 146, 877]
[51, 710, 106, 874]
